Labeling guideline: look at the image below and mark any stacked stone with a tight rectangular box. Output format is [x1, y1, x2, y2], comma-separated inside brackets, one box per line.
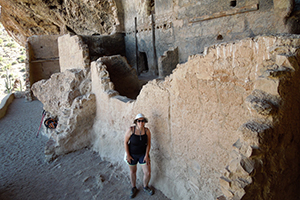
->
[31, 69, 96, 161]
[220, 41, 300, 200]
[24, 41, 32, 101]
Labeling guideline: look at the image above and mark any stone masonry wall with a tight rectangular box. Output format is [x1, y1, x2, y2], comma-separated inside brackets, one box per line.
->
[81, 33, 126, 62]
[220, 36, 300, 200]
[31, 69, 96, 161]
[122, 0, 295, 76]
[91, 35, 300, 200]
[58, 34, 90, 73]
[58, 33, 126, 72]
[30, 34, 130, 161]
[25, 35, 60, 101]
[158, 47, 179, 77]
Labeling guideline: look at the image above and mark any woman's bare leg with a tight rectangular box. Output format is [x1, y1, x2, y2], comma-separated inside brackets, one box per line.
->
[129, 165, 137, 187]
[141, 164, 151, 187]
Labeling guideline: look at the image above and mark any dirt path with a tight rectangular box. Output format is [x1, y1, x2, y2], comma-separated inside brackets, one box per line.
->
[0, 99, 170, 200]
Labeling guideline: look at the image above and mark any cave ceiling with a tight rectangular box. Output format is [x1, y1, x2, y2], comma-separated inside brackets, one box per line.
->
[0, 0, 118, 46]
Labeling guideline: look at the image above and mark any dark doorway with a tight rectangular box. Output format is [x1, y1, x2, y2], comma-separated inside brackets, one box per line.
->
[138, 52, 149, 74]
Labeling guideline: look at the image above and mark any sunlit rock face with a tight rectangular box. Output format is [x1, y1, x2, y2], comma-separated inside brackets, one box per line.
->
[0, 0, 121, 45]
[90, 35, 300, 200]
[31, 68, 96, 160]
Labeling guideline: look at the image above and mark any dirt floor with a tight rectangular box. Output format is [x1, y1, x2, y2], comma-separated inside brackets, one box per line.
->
[0, 99, 170, 200]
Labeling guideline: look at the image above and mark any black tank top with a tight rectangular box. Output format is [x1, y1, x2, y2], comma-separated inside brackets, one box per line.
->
[129, 126, 148, 155]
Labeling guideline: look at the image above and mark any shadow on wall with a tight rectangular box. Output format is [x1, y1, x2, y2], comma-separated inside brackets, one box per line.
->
[138, 51, 149, 74]
[81, 33, 126, 62]
[98, 55, 142, 100]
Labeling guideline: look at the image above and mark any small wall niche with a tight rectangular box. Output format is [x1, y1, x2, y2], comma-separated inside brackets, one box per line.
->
[217, 34, 223, 40]
[99, 55, 141, 100]
[230, 1, 237, 7]
[138, 52, 149, 74]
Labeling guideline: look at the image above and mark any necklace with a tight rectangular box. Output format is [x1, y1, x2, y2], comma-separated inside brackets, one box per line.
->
[140, 130, 142, 140]
[137, 126, 143, 141]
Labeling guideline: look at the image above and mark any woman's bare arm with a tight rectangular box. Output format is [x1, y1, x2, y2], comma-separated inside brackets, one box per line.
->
[124, 127, 133, 163]
[144, 128, 151, 164]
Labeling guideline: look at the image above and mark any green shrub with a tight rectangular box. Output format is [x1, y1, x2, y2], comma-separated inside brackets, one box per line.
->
[12, 61, 17, 65]
[5, 63, 11, 70]
[5, 42, 17, 48]
[4, 72, 12, 93]
[17, 55, 26, 63]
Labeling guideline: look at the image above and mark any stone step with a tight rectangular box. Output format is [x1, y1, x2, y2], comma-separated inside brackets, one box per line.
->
[261, 65, 292, 79]
[246, 89, 279, 116]
[275, 54, 299, 71]
[239, 120, 273, 149]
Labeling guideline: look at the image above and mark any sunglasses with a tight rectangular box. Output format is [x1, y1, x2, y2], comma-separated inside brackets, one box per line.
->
[137, 119, 145, 123]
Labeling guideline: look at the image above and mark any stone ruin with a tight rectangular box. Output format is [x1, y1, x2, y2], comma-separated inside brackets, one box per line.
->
[2, 0, 300, 200]
[30, 33, 300, 200]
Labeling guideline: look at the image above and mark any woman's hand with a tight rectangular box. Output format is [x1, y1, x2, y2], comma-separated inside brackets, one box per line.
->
[143, 155, 150, 165]
[126, 155, 133, 164]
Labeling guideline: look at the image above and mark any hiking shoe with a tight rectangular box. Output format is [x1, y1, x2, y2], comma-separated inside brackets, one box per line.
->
[130, 187, 137, 198]
[143, 186, 153, 195]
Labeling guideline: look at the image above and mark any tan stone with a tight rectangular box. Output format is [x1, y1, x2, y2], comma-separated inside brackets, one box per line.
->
[31, 69, 86, 115]
[0, 0, 120, 45]
[31, 67, 95, 157]
[254, 77, 280, 97]
[239, 143, 253, 158]
[220, 177, 233, 199]
[25, 34, 300, 200]
[216, 196, 227, 200]
[58, 34, 90, 72]
[88, 36, 300, 200]
[276, 54, 299, 71]
[26, 35, 61, 96]
[0, 93, 14, 119]
[158, 47, 179, 77]
[273, 0, 294, 18]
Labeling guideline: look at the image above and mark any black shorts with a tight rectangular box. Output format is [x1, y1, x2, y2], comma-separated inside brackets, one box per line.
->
[127, 154, 146, 166]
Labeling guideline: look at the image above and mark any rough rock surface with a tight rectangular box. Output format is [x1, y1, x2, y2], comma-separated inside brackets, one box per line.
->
[31, 69, 95, 160]
[0, 0, 121, 46]
[58, 34, 90, 72]
[97, 55, 141, 100]
[1, 0, 299, 67]
[31, 69, 87, 115]
[91, 35, 300, 200]
[1, 1, 300, 200]
[158, 47, 179, 78]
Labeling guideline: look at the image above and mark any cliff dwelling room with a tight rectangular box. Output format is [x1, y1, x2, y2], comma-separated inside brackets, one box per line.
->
[1, 0, 300, 200]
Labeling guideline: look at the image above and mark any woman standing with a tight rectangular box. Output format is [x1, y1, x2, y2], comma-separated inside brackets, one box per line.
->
[124, 113, 153, 198]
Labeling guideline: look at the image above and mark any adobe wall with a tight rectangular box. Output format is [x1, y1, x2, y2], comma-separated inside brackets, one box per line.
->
[91, 35, 300, 200]
[30, 33, 129, 161]
[81, 33, 126, 61]
[27, 35, 60, 83]
[121, 0, 294, 76]
[25, 35, 60, 101]
[58, 33, 126, 72]
[58, 34, 90, 72]
[158, 47, 178, 77]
